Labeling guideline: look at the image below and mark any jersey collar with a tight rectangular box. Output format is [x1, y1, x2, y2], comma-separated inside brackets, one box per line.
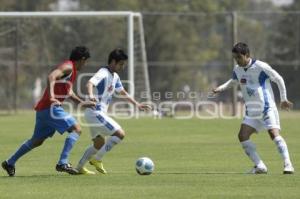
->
[104, 66, 114, 74]
[244, 58, 256, 71]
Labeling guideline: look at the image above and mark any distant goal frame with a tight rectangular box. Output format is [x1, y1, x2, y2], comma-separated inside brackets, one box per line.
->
[0, 11, 151, 111]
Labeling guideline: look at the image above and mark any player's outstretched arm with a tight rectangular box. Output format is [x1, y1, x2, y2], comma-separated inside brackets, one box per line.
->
[208, 79, 238, 99]
[118, 89, 152, 111]
[213, 79, 237, 93]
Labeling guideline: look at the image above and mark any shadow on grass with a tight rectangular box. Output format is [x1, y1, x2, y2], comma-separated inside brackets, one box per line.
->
[154, 172, 245, 175]
[2, 171, 284, 177]
[0, 173, 80, 178]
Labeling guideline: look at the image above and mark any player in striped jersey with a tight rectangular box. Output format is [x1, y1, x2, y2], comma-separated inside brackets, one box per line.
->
[75, 48, 151, 175]
[213, 42, 294, 174]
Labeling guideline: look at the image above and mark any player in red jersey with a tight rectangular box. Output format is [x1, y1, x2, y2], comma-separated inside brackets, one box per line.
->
[2, 46, 95, 176]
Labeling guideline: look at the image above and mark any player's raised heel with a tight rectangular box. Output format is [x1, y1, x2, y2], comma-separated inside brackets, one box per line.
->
[89, 159, 107, 174]
[1, 160, 15, 177]
[283, 163, 294, 174]
[56, 163, 78, 175]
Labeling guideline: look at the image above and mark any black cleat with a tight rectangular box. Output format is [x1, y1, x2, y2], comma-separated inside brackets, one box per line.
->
[2, 161, 15, 177]
[56, 163, 78, 175]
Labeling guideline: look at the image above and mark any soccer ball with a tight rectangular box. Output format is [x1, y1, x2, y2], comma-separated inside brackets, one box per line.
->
[135, 157, 154, 175]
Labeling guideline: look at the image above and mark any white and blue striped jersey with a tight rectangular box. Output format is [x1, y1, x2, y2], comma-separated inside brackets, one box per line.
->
[89, 67, 124, 112]
[217, 59, 287, 116]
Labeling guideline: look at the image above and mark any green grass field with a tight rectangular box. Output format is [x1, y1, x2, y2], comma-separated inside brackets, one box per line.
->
[0, 111, 300, 199]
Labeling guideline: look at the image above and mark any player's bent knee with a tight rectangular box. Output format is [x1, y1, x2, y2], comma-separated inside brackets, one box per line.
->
[238, 132, 249, 142]
[238, 133, 243, 142]
[113, 129, 125, 139]
[93, 136, 105, 149]
[268, 129, 280, 140]
[31, 139, 45, 148]
[69, 124, 82, 135]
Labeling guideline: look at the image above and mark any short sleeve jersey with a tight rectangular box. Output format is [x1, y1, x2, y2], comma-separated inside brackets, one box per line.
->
[89, 67, 124, 112]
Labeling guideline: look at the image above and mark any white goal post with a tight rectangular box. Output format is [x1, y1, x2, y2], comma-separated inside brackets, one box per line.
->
[0, 11, 151, 109]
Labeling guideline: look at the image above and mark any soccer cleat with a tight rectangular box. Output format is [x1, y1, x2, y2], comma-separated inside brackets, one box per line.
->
[77, 167, 96, 175]
[56, 163, 78, 175]
[89, 159, 107, 174]
[283, 163, 294, 174]
[247, 165, 268, 174]
[1, 161, 15, 177]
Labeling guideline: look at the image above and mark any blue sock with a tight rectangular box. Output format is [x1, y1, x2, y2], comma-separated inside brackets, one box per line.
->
[58, 132, 79, 165]
[7, 140, 33, 166]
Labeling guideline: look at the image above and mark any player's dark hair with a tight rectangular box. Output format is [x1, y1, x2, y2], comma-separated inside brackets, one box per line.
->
[232, 42, 250, 56]
[69, 46, 90, 61]
[108, 48, 128, 64]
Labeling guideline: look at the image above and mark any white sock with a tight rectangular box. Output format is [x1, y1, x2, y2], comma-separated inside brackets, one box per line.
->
[95, 136, 122, 161]
[77, 145, 98, 169]
[241, 140, 264, 167]
[273, 135, 292, 165]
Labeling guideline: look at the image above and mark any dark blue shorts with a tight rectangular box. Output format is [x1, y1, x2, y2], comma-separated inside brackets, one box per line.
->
[32, 106, 77, 140]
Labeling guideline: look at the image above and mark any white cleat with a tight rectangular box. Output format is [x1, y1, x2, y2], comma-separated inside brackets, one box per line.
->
[247, 166, 268, 174]
[283, 163, 294, 174]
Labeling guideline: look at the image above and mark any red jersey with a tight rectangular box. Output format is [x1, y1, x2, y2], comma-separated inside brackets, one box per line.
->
[34, 60, 77, 111]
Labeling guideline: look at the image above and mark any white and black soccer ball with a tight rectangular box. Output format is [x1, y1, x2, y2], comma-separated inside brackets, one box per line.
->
[135, 157, 154, 175]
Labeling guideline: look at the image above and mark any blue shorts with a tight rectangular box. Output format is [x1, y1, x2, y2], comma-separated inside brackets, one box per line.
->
[32, 106, 77, 140]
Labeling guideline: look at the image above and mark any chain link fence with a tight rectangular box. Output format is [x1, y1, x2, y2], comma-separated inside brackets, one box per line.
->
[0, 12, 299, 112]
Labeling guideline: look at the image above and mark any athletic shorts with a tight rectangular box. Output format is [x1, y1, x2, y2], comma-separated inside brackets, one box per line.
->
[242, 108, 280, 132]
[32, 105, 77, 139]
[84, 108, 121, 139]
